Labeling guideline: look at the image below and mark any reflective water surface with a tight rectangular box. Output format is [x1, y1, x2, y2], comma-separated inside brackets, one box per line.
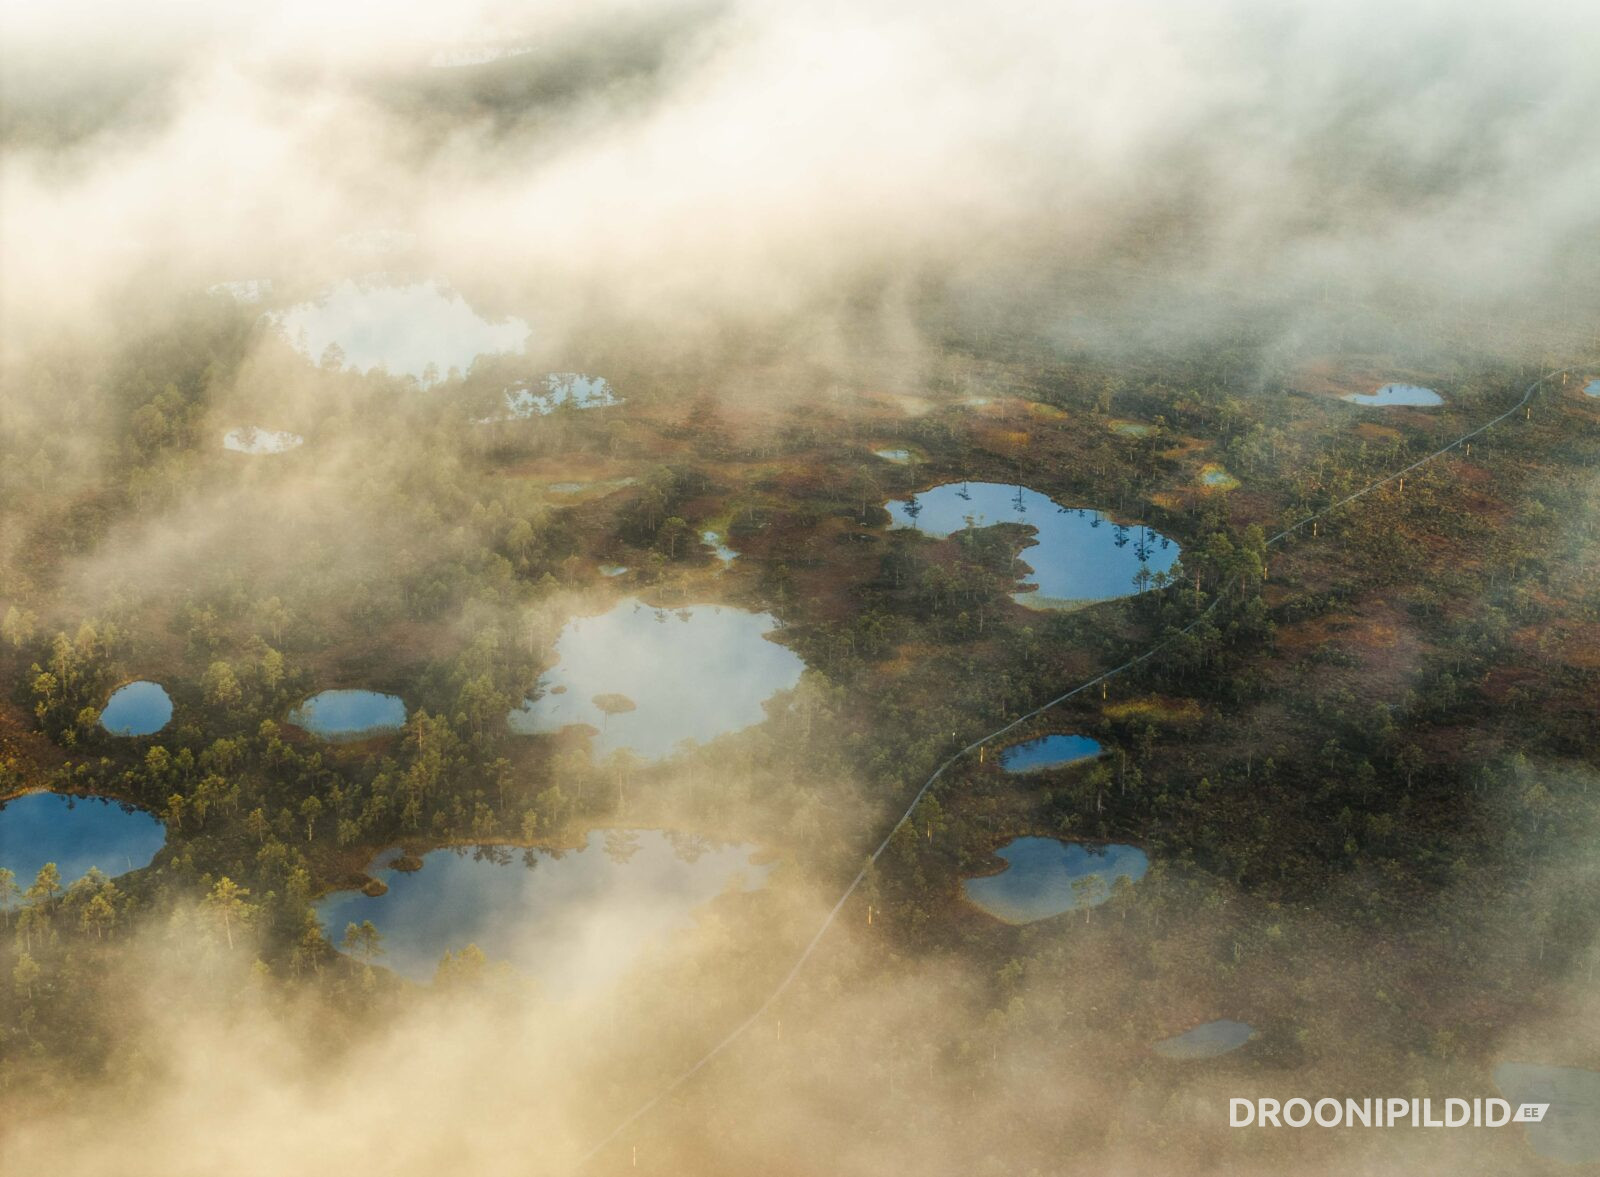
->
[887, 483, 1180, 607]
[316, 830, 771, 992]
[1342, 383, 1442, 407]
[1152, 1019, 1255, 1059]
[0, 793, 164, 886]
[223, 426, 303, 454]
[508, 599, 805, 760]
[99, 681, 172, 736]
[999, 734, 1102, 773]
[274, 279, 529, 383]
[289, 690, 408, 741]
[963, 838, 1149, 924]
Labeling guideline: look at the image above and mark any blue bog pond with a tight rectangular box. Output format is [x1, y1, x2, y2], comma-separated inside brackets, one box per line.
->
[289, 690, 408, 741]
[0, 793, 164, 887]
[508, 599, 805, 761]
[1152, 1019, 1255, 1059]
[316, 829, 771, 992]
[1000, 734, 1103, 773]
[963, 838, 1149, 924]
[886, 483, 1179, 608]
[99, 681, 173, 736]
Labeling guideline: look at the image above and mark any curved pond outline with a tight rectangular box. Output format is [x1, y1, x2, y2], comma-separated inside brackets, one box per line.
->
[1343, 383, 1442, 407]
[99, 681, 173, 736]
[1584, 379, 1600, 398]
[886, 482, 1180, 607]
[316, 830, 771, 992]
[273, 278, 529, 383]
[962, 838, 1148, 924]
[1152, 1019, 1255, 1059]
[999, 734, 1102, 773]
[508, 599, 804, 760]
[289, 690, 408, 741]
[0, 792, 165, 886]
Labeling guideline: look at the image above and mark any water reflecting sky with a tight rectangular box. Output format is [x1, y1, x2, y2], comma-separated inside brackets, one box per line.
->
[509, 599, 805, 760]
[887, 482, 1179, 606]
[316, 830, 770, 993]
[0, 793, 164, 886]
[963, 838, 1148, 924]
[100, 680, 172, 736]
[275, 279, 529, 382]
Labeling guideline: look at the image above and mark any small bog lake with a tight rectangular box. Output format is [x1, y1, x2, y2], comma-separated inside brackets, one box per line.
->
[498, 373, 620, 419]
[508, 599, 804, 760]
[289, 690, 408, 741]
[964, 838, 1148, 924]
[274, 279, 529, 383]
[1152, 1019, 1255, 1059]
[887, 483, 1180, 607]
[99, 681, 172, 736]
[316, 830, 771, 992]
[1342, 383, 1442, 407]
[429, 44, 533, 68]
[702, 531, 737, 566]
[223, 426, 303, 454]
[0, 793, 164, 886]
[1000, 734, 1102, 773]
[1584, 379, 1600, 398]
[1494, 1062, 1600, 1163]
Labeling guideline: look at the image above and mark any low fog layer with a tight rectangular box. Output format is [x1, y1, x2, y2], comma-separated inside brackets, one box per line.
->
[3, 0, 1599, 360]
[3, 2, 1599, 1176]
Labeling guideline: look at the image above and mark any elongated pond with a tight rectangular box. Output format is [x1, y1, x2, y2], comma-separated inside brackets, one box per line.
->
[0, 793, 164, 886]
[509, 599, 804, 760]
[316, 830, 770, 991]
[99, 681, 172, 736]
[1343, 383, 1442, 407]
[1494, 1062, 1600, 1163]
[1152, 1019, 1255, 1059]
[289, 690, 407, 741]
[1000, 734, 1102, 773]
[963, 838, 1148, 924]
[887, 483, 1180, 607]
[1585, 379, 1600, 399]
[274, 279, 529, 383]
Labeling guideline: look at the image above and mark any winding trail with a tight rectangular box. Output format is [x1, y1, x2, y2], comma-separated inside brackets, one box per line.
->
[571, 364, 1584, 1170]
